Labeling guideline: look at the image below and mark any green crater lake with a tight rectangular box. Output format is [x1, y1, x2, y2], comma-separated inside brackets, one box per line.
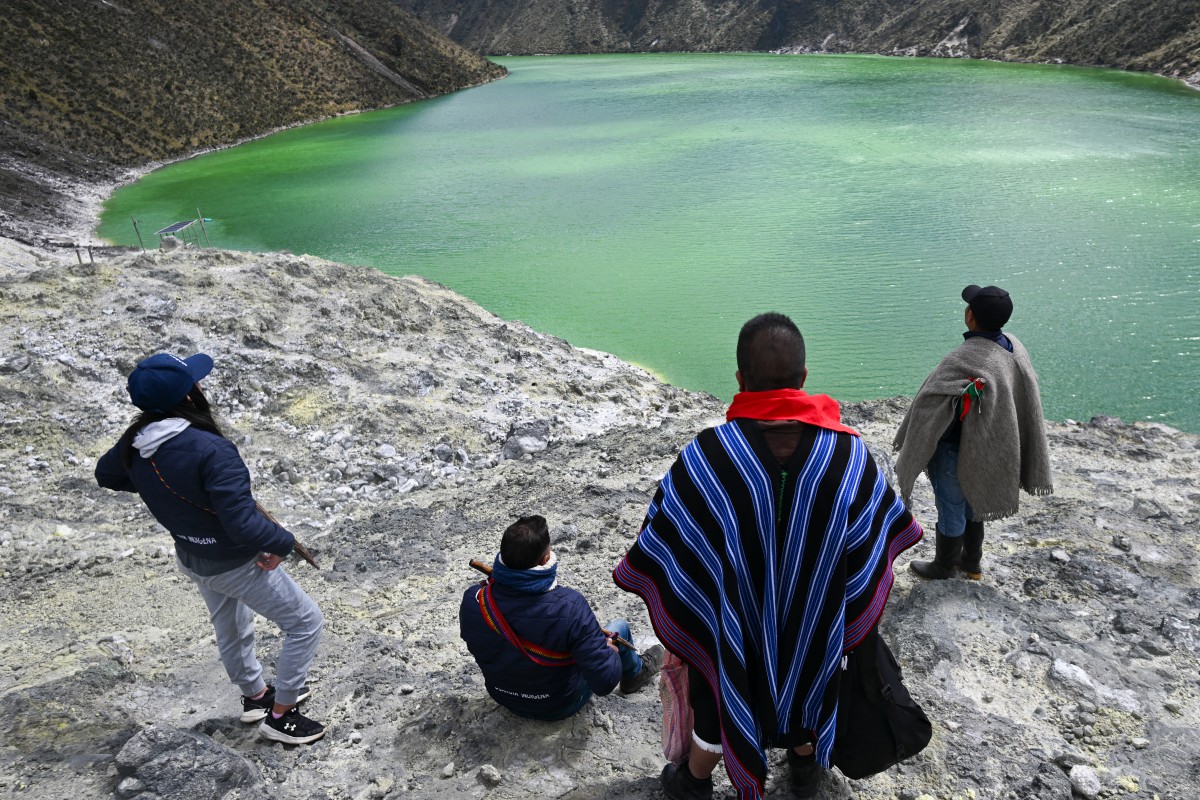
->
[99, 54, 1200, 431]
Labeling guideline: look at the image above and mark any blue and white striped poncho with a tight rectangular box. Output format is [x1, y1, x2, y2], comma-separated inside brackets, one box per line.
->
[614, 417, 922, 799]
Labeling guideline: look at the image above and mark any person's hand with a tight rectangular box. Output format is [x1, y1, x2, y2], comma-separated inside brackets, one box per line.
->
[604, 634, 619, 653]
[256, 552, 284, 571]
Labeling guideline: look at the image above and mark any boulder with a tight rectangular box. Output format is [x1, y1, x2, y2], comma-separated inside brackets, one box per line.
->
[115, 726, 262, 800]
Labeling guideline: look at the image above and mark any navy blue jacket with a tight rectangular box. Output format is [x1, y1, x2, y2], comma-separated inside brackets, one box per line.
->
[95, 427, 293, 560]
[460, 580, 621, 718]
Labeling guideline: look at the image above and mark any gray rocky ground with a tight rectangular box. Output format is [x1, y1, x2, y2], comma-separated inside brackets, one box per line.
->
[1, 240, 1197, 800]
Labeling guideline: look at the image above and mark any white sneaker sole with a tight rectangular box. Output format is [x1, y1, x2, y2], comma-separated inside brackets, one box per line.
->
[258, 720, 326, 745]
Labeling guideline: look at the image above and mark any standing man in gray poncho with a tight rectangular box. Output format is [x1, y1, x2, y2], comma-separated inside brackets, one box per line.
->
[894, 285, 1053, 580]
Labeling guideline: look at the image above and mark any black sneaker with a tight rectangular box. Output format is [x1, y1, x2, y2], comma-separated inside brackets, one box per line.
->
[661, 761, 713, 800]
[259, 705, 326, 745]
[240, 684, 312, 723]
[620, 644, 665, 694]
[787, 748, 822, 799]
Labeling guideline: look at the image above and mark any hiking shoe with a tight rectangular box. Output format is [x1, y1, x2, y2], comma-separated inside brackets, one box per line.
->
[241, 684, 311, 723]
[258, 705, 326, 745]
[621, 644, 665, 694]
[661, 761, 714, 800]
[787, 748, 822, 799]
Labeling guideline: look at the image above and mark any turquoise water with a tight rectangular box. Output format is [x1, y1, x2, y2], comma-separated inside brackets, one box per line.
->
[99, 54, 1200, 431]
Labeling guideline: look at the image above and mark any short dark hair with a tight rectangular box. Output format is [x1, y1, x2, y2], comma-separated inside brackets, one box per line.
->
[500, 515, 551, 570]
[736, 312, 806, 391]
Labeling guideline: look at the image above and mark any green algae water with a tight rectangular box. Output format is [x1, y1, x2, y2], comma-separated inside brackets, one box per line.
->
[99, 54, 1200, 431]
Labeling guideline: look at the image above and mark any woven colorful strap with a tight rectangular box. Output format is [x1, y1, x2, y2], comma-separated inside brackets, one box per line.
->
[477, 579, 576, 667]
[959, 377, 986, 421]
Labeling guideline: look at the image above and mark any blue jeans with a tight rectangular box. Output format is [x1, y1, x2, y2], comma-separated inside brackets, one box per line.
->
[522, 619, 643, 721]
[606, 619, 644, 678]
[928, 439, 974, 538]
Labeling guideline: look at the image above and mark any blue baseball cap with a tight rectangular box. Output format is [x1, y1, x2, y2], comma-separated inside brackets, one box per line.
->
[127, 353, 214, 411]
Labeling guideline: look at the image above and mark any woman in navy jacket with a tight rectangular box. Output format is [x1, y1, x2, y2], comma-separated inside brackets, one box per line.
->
[96, 352, 326, 745]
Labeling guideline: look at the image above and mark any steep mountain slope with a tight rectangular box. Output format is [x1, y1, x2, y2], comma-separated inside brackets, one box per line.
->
[392, 0, 1200, 84]
[0, 0, 506, 243]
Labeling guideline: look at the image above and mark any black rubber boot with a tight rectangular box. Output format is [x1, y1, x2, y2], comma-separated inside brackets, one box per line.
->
[959, 520, 984, 579]
[787, 748, 823, 799]
[910, 527, 963, 580]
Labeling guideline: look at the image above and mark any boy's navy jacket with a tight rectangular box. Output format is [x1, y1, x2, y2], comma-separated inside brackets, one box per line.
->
[95, 427, 293, 560]
[459, 580, 621, 718]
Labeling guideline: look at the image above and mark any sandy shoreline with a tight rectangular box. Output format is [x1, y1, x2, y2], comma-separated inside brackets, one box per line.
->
[59, 106, 445, 248]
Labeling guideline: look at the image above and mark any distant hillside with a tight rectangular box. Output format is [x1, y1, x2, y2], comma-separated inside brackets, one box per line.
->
[0, 0, 506, 244]
[392, 0, 1200, 82]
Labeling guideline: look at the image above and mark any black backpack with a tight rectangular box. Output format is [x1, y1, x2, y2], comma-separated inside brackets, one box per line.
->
[831, 630, 933, 779]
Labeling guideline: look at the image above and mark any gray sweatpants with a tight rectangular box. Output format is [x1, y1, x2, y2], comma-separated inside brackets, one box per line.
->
[177, 557, 324, 707]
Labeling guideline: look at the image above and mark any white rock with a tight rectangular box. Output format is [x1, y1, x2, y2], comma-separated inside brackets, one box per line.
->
[1069, 764, 1102, 799]
[477, 764, 502, 787]
[1048, 660, 1140, 711]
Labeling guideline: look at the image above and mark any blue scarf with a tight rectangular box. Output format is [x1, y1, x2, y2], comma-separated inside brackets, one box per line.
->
[491, 551, 558, 593]
[963, 329, 1013, 352]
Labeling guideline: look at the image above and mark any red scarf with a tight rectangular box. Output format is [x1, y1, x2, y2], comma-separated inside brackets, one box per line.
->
[725, 388, 859, 436]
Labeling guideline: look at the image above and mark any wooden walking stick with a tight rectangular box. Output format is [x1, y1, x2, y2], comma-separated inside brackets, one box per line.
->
[258, 503, 320, 568]
[468, 559, 635, 650]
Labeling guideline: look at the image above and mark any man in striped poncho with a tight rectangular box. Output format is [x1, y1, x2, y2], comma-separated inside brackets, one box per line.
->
[614, 313, 923, 800]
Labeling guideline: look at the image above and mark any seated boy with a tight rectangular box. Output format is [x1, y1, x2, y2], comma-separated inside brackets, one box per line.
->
[460, 515, 662, 720]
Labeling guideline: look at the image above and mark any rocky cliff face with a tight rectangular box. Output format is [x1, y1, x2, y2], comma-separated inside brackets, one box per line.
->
[1, 240, 1197, 799]
[392, 0, 1200, 85]
[0, 0, 506, 246]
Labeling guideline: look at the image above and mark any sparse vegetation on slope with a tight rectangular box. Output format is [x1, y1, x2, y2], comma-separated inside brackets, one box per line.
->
[0, 0, 505, 244]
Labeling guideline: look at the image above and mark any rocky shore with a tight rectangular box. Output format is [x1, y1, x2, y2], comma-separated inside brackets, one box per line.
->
[1, 241, 1198, 800]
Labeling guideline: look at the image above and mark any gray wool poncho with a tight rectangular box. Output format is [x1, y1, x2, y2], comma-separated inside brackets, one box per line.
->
[893, 334, 1053, 520]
